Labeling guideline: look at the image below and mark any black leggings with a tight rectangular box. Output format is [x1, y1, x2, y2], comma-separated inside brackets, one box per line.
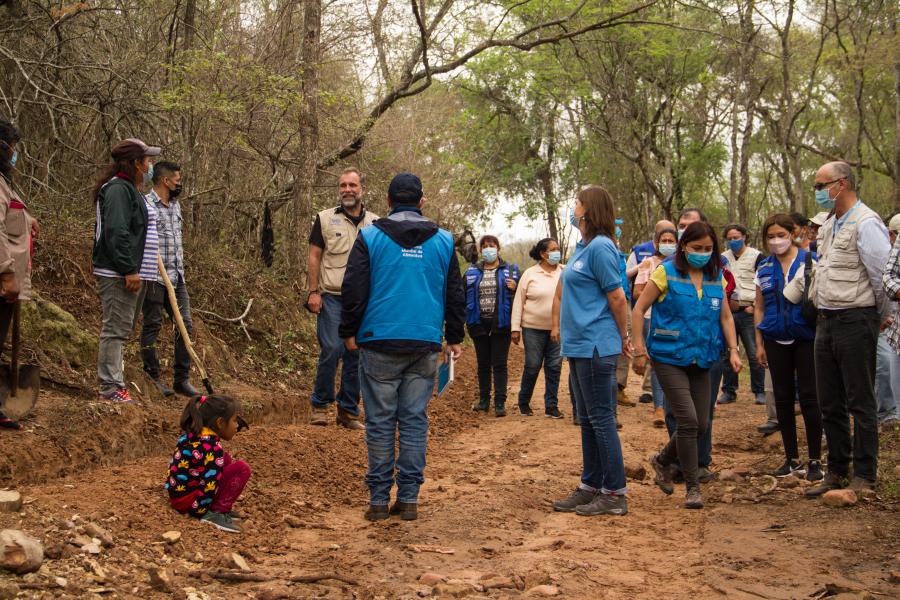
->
[653, 361, 711, 488]
[472, 330, 511, 406]
[764, 339, 822, 461]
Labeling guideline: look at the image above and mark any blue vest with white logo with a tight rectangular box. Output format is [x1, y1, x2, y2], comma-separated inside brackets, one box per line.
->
[756, 250, 816, 342]
[464, 262, 520, 329]
[357, 226, 454, 344]
[648, 261, 724, 368]
[632, 240, 655, 264]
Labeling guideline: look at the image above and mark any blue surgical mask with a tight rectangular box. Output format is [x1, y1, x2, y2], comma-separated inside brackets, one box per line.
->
[481, 248, 498, 263]
[686, 251, 712, 268]
[569, 207, 581, 229]
[659, 243, 676, 257]
[547, 251, 561, 265]
[9, 151, 17, 168]
[727, 239, 744, 253]
[815, 188, 835, 210]
[615, 226, 622, 239]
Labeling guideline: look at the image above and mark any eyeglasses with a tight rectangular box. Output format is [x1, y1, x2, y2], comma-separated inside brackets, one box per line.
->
[812, 178, 842, 191]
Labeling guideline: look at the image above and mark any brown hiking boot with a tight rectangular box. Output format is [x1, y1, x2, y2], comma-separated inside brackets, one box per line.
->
[650, 453, 674, 495]
[684, 486, 704, 509]
[653, 407, 665, 428]
[804, 471, 846, 497]
[389, 501, 418, 521]
[364, 504, 389, 521]
[617, 388, 636, 407]
[336, 407, 365, 431]
[310, 406, 329, 426]
[848, 477, 876, 496]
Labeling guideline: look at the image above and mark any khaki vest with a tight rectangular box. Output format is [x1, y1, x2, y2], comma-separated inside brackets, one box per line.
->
[317, 206, 378, 295]
[813, 202, 878, 309]
[722, 246, 760, 305]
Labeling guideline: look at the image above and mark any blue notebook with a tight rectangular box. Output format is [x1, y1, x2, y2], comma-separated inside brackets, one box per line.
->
[437, 356, 455, 397]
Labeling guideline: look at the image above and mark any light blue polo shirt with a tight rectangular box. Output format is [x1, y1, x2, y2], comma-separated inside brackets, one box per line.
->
[560, 235, 623, 359]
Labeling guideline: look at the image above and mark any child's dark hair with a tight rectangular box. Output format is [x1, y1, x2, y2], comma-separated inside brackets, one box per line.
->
[528, 237, 556, 261]
[180, 394, 239, 436]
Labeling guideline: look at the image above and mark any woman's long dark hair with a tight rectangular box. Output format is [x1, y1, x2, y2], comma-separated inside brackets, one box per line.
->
[674, 221, 721, 280]
[180, 394, 239, 436]
[529, 238, 556, 262]
[0, 120, 21, 183]
[577, 185, 616, 241]
[91, 145, 144, 203]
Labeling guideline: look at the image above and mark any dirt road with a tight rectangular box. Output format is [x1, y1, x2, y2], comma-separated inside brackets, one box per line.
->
[0, 348, 897, 599]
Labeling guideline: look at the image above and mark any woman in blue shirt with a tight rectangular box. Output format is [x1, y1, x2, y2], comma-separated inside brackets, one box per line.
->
[632, 222, 742, 509]
[752, 213, 823, 481]
[550, 185, 632, 517]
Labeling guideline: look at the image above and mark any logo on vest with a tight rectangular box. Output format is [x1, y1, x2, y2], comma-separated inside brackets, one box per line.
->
[401, 246, 424, 259]
[330, 217, 343, 226]
[711, 297, 721, 310]
[573, 260, 584, 272]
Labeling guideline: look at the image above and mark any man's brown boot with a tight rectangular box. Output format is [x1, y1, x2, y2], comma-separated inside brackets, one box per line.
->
[336, 407, 365, 431]
[389, 501, 418, 521]
[310, 406, 329, 426]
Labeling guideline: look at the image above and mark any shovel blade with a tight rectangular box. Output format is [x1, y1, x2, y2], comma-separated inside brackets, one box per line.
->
[0, 364, 40, 419]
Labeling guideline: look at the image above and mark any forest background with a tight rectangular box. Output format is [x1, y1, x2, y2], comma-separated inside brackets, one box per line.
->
[0, 0, 898, 388]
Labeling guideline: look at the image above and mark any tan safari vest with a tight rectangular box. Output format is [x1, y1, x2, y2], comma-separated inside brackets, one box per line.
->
[0, 176, 34, 301]
[317, 206, 378, 295]
[813, 202, 878, 310]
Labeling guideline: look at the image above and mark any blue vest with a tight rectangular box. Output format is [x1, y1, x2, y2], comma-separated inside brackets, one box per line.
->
[357, 226, 454, 344]
[619, 251, 632, 302]
[648, 261, 724, 368]
[756, 250, 816, 342]
[632, 240, 655, 264]
[464, 262, 520, 329]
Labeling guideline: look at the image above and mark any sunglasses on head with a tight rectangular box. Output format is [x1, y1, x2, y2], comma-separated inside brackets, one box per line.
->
[812, 178, 843, 191]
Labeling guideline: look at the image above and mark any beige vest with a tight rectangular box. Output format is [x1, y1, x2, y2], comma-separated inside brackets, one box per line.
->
[317, 206, 378, 295]
[0, 177, 33, 301]
[813, 202, 878, 309]
[722, 246, 761, 305]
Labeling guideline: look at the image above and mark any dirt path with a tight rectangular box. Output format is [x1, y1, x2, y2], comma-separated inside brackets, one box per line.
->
[1, 347, 898, 599]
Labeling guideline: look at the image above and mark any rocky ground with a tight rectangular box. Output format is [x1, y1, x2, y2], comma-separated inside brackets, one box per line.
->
[0, 345, 898, 599]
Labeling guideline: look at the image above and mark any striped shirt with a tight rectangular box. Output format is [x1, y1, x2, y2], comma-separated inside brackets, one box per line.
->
[147, 189, 185, 284]
[138, 197, 160, 281]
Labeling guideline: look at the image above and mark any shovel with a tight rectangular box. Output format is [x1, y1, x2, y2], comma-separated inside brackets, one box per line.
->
[0, 302, 40, 420]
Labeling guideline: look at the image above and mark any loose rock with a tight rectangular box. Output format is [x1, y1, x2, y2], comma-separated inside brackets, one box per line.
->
[624, 462, 646, 480]
[527, 584, 560, 597]
[84, 522, 114, 547]
[0, 491, 23, 513]
[225, 552, 251, 572]
[81, 542, 102, 555]
[779, 475, 800, 489]
[431, 582, 475, 597]
[483, 576, 516, 590]
[0, 582, 19, 600]
[718, 470, 745, 482]
[822, 489, 858, 507]
[888, 571, 900, 584]
[162, 530, 182, 544]
[283, 515, 303, 528]
[418, 572, 446, 586]
[0, 529, 44, 574]
[148, 567, 174, 592]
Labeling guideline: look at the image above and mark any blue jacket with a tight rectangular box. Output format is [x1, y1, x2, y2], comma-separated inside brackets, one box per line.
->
[648, 261, 724, 368]
[756, 250, 816, 342]
[632, 240, 655, 265]
[339, 207, 466, 353]
[464, 260, 520, 334]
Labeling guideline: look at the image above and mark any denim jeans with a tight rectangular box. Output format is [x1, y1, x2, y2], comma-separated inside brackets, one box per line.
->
[665, 351, 721, 468]
[359, 348, 439, 505]
[97, 276, 143, 391]
[140, 279, 193, 383]
[721, 310, 765, 395]
[568, 352, 627, 494]
[311, 293, 360, 415]
[517, 328, 562, 411]
[875, 332, 900, 423]
[815, 307, 880, 481]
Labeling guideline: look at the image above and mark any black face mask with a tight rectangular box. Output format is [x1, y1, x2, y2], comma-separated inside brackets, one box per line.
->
[169, 183, 183, 199]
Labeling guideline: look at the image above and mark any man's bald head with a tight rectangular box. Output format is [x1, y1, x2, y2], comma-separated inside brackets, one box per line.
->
[817, 161, 855, 191]
[655, 220, 675, 234]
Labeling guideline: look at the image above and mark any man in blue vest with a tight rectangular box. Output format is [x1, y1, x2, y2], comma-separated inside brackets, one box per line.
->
[340, 172, 466, 522]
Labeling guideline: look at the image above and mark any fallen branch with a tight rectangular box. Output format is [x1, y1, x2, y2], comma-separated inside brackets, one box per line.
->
[195, 299, 254, 340]
[188, 569, 358, 586]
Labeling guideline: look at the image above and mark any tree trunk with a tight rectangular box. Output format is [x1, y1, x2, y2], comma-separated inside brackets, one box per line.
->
[893, 16, 900, 211]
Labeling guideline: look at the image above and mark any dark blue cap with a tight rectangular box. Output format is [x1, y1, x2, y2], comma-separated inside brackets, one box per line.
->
[388, 172, 423, 204]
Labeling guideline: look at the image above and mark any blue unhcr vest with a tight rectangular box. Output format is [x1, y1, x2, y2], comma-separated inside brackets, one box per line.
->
[756, 250, 816, 342]
[357, 226, 455, 344]
[632, 240, 655, 264]
[648, 261, 724, 368]
[464, 261, 520, 328]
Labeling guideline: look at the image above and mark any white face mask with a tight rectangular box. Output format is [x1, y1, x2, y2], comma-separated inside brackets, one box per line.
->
[768, 238, 792, 256]
[658, 243, 676, 257]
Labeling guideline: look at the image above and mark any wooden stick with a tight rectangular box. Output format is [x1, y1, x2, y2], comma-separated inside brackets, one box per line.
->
[188, 569, 358, 586]
[157, 256, 211, 386]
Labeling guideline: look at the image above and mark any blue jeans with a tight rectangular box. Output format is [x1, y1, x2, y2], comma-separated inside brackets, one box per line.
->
[665, 352, 721, 468]
[311, 294, 360, 415]
[568, 352, 627, 494]
[875, 332, 900, 423]
[644, 319, 666, 409]
[517, 328, 562, 410]
[721, 310, 765, 396]
[359, 348, 439, 505]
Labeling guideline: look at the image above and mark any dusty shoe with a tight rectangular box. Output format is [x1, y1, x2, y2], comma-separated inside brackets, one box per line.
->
[201, 511, 241, 533]
[754, 393, 767, 405]
[495, 405, 507, 417]
[173, 380, 201, 397]
[684, 486, 704, 509]
[806, 460, 824, 482]
[653, 407, 665, 428]
[519, 405, 534, 416]
[364, 504, 389, 521]
[757, 421, 779, 436]
[389, 501, 418, 521]
[310, 406, 329, 426]
[774, 458, 805, 478]
[717, 392, 736, 405]
[697, 467, 716, 484]
[617, 388, 636, 407]
[575, 493, 628, 516]
[804, 471, 846, 497]
[472, 400, 489, 412]
[545, 407, 563, 419]
[552, 488, 599, 512]
[336, 408, 365, 430]
[150, 379, 175, 397]
[650, 453, 674, 495]
[99, 388, 135, 404]
[848, 477, 876, 495]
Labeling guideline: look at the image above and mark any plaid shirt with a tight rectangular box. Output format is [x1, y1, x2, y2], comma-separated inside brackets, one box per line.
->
[882, 237, 900, 352]
[146, 189, 185, 285]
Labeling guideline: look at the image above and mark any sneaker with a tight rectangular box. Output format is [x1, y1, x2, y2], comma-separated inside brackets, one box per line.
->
[639, 393, 653, 404]
[717, 392, 736, 405]
[0, 410, 21, 430]
[617, 388, 636, 407]
[519, 405, 534, 416]
[150, 379, 174, 397]
[336, 408, 365, 431]
[472, 401, 489, 412]
[364, 504, 389, 521]
[650, 453, 674, 495]
[495, 406, 507, 417]
[806, 460, 824, 482]
[173, 380, 201, 397]
[653, 407, 665, 428]
[754, 393, 767, 405]
[552, 488, 599, 512]
[684, 486, 704, 509]
[774, 459, 806, 478]
[756, 421, 779, 435]
[201, 511, 241, 533]
[575, 493, 628, 516]
[309, 406, 329, 426]
[697, 467, 716, 484]
[804, 471, 846, 497]
[389, 501, 418, 521]
[545, 407, 563, 419]
[99, 388, 134, 404]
